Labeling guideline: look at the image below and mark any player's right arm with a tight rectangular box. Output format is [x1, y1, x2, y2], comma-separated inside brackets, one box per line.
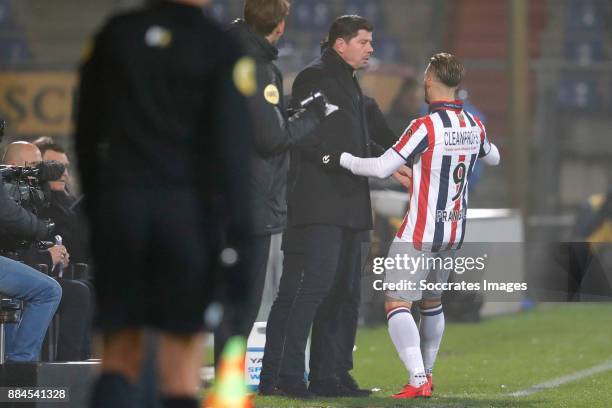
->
[339, 118, 429, 178]
[473, 115, 500, 166]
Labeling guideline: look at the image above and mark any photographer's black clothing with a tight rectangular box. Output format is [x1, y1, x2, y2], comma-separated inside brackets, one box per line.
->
[54, 277, 92, 361]
[76, 1, 253, 333]
[228, 19, 323, 235]
[38, 191, 90, 264]
[0, 177, 49, 241]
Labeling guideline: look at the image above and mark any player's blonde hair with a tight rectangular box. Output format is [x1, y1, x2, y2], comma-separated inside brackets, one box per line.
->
[428, 53, 465, 88]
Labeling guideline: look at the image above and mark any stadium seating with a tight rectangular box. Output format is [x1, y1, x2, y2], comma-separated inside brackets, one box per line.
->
[0, 0, 33, 66]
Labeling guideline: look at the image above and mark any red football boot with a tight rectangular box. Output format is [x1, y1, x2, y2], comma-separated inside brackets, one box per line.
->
[426, 374, 434, 391]
[391, 382, 432, 399]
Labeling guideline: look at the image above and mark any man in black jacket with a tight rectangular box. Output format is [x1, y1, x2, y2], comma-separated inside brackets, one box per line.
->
[260, 15, 392, 398]
[217, 0, 331, 364]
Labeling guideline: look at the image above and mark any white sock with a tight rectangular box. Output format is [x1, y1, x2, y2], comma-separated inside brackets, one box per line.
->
[419, 304, 445, 375]
[387, 307, 426, 387]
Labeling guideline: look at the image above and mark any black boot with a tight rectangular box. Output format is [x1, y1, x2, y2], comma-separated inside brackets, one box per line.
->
[309, 377, 369, 397]
[277, 377, 314, 399]
[337, 372, 372, 396]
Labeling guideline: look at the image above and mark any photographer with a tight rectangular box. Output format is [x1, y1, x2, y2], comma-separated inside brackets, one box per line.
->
[2, 141, 92, 361]
[0, 123, 62, 361]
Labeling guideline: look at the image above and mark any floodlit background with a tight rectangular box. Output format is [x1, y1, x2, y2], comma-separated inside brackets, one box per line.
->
[0, 1, 610, 406]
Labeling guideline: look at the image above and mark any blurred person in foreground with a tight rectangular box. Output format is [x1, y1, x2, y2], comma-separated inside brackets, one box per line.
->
[216, 0, 333, 367]
[337, 53, 500, 398]
[75, 1, 254, 407]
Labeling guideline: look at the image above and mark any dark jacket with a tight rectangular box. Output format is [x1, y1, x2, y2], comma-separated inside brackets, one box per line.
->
[364, 95, 397, 154]
[76, 2, 253, 245]
[287, 49, 394, 230]
[0, 177, 49, 242]
[38, 191, 90, 265]
[228, 20, 322, 235]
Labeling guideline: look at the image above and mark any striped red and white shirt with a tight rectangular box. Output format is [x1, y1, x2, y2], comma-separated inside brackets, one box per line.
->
[341, 99, 498, 252]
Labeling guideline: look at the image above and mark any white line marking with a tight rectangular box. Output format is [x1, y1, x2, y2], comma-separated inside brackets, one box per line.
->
[507, 360, 612, 397]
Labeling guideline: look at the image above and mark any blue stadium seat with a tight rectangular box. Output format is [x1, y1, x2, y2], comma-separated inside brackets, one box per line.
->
[557, 77, 600, 111]
[563, 39, 604, 64]
[345, 0, 384, 27]
[0, 0, 20, 30]
[0, 38, 32, 66]
[566, 0, 609, 31]
[311, 1, 331, 29]
[291, 0, 330, 30]
[373, 36, 400, 62]
[0, 0, 10, 26]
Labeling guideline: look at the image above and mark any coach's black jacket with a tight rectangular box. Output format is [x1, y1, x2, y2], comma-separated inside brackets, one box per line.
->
[287, 48, 395, 230]
[228, 20, 322, 235]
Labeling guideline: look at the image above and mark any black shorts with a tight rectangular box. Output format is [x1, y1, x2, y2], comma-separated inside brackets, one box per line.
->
[91, 187, 216, 334]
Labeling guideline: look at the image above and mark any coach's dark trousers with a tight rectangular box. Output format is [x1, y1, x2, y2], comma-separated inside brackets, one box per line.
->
[260, 225, 369, 386]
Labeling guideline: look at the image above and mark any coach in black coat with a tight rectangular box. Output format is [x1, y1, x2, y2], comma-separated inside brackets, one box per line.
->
[287, 47, 374, 229]
[260, 16, 396, 398]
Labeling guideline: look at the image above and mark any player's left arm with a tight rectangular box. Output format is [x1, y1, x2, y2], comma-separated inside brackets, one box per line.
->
[474, 115, 500, 166]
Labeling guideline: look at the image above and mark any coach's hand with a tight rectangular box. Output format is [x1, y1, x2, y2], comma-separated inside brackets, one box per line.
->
[393, 165, 412, 190]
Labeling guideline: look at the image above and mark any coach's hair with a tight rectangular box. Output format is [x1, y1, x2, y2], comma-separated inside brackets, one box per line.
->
[321, 15, 373, 50]
[244, 0, 290, 37]
[427, 53, 465, 88]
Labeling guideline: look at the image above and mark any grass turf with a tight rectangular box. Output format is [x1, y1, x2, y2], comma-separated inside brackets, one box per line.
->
[251, 303, 612, 407]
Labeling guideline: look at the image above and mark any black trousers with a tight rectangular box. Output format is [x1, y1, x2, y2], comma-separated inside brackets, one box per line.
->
[260, 225, 368, 386]
[55, 277, 92, 361]
[214, 234, 271, 364]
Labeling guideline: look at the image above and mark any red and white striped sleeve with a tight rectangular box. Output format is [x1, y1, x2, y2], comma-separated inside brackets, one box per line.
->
[392, 118, 430, 161]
